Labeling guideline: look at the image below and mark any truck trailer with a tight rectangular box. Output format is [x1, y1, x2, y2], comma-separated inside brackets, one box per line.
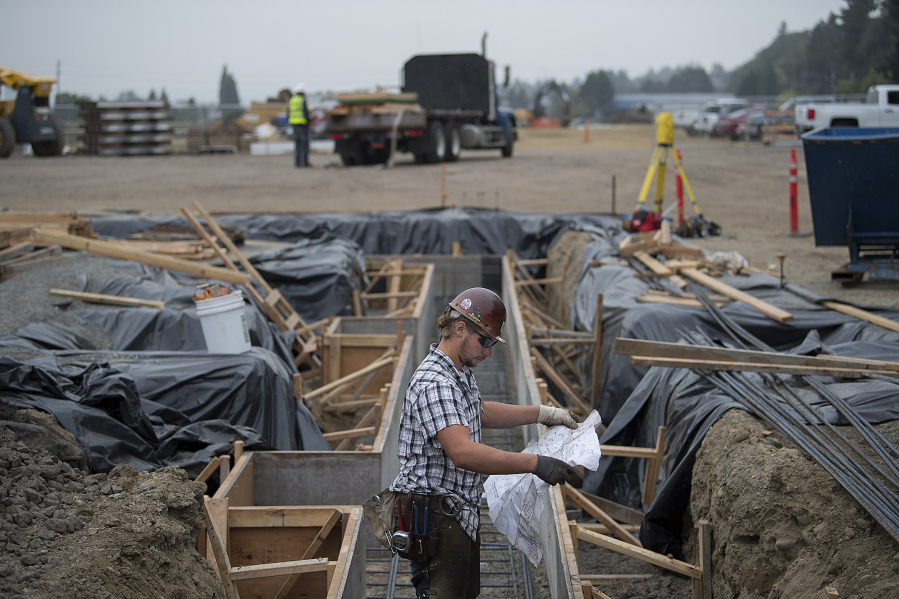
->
[326, 53, 516, 165]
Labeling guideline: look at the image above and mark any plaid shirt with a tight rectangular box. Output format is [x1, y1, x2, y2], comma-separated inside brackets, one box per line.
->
[390, 344, 483, 540]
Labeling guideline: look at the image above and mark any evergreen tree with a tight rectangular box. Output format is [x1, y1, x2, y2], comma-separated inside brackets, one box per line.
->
[884, 0, 899, 79]
[148, 89, 157, 101]
[804, 13, 843, 93]
[160, 88, 169, 105]
[667, 67, 714, 92]
[219, 65, 240, 106]
[840, 0, 876, 81]
[579, 71, 615, 115]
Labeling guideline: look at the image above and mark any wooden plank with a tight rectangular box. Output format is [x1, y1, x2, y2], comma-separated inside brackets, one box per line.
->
[305, 356, 395, 401]
[580, 574, 653, 582]
[202, 497, 238, 599]
[530, 337, 595, 346]
[229, 507, 350, 528]
[1, 243, 60, 265]
[599, 445, 657, 459]
[822, 300, 899, 334]
[636, 293, 727, 308]
[698, 520, 711, 599]
[0, 242, 34, 262]
[574, 489, 644, 526]
[530, 348, 591, 414]
[632, 250, 688, 289]
[642, 426, 666, 506]
[191, 202, 272, 292]
[577, 527, 702, 579]
[618, 239, 659, 257]
[361, 290, 420, 300]
[321, 426, 376, 441]
[387, 259, 402, 312]
[195, 457, 222, 483]
[578, 523, 641, 534]
[274, 510, 343, 599]
[0, 227, 35, 244]
[229, 557, 329, 581]
[49, 288, 165, 309]
[515, 276, 564, 287]
[615, 337, 899, 373]
[629, 355, 898, 379]
[680, 267, 793, 323]
[1, 253, 73, 274]
[591, 293, 603, 406]
[563, 485, 641, 547]
[31, 228, 250, 285]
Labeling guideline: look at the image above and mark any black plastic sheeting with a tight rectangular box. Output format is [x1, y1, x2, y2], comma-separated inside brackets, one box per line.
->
[0, 349, 328, 476]
[569, 226, 899, 559]
[87, 207, 621, 260]
[0, 258, 334, 476]
[248, 230, 367, 324]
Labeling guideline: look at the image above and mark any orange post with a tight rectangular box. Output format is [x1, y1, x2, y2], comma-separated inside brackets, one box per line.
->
[675, 148, 684, 225]
[584, 118, 590, 142]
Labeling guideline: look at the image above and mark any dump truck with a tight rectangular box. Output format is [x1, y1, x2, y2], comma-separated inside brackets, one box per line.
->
[326, 53, 516, 165]
[0, 66, 64, 158]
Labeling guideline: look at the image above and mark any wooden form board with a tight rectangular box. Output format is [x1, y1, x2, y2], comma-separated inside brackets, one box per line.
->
[321, 333, 397, 399]
[203, 493, 362, 599]
[31, 228, 250, 285]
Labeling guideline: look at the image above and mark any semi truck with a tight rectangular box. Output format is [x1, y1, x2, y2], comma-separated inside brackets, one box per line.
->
[326, 53, 516, 165]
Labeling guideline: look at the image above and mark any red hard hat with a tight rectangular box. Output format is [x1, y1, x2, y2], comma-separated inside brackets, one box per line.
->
[448, 287, 507, 345]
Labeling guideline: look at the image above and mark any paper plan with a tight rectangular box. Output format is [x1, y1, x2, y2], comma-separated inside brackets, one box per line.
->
[484, 410, 603, 565]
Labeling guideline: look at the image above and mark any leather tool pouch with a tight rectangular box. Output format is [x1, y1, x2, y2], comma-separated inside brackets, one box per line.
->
[405, 494, 435, 563]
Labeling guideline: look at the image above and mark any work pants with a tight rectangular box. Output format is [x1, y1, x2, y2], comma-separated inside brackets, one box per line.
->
[293, 124, 309, 166]
[409, 507, 480, 599]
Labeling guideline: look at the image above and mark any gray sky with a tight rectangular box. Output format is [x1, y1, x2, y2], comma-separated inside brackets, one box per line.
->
[4, 0, 847, 104]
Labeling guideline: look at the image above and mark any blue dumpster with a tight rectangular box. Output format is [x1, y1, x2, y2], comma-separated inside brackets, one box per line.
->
[801, 127, 899, 282]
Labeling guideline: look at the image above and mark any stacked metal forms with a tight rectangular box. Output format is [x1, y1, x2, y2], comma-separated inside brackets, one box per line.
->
[79, 101, 171, 155]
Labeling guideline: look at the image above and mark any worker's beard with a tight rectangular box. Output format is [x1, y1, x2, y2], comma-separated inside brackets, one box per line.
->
[459, 335, 486, 368]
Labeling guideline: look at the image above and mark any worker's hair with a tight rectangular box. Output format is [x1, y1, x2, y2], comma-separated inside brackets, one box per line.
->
[436, 312, 465, 342]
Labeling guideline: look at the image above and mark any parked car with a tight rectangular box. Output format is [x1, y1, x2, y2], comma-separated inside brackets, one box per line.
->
[693, 98, 750, 136]
[714, 107, 750, 139]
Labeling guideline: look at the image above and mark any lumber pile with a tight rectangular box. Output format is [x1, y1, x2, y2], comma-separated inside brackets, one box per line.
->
[0, 211, 97, 240]
[329, 91, 422, 116]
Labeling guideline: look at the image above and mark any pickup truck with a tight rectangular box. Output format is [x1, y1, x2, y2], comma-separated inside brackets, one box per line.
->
[795, 85, 899, 133]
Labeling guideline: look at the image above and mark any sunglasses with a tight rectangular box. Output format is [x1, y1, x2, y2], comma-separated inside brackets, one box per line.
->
[465, 322, 498, 348]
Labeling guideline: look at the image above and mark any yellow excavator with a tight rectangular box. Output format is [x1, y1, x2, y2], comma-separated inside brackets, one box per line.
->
[0, 65, 64, 158]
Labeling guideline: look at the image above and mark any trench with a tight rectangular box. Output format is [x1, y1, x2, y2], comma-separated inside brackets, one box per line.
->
[364, 282, 536, 599]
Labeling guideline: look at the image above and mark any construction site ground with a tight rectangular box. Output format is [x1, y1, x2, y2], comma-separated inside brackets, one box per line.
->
[2, 125, 898, 599]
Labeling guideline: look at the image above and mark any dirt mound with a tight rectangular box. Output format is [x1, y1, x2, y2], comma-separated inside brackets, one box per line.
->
[688, 409, 899, 599]
[0, 403, 224, 599]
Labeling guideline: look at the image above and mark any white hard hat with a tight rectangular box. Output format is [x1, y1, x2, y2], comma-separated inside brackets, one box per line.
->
[293, 82, 305, 94]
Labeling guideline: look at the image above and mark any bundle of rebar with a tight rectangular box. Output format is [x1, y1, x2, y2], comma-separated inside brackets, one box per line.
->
[681, 281, 899, 543]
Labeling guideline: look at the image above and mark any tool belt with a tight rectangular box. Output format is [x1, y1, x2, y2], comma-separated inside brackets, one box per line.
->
[362, 490, 443, 563]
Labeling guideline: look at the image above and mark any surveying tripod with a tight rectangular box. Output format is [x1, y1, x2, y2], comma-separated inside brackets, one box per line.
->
[635, 112, 702, 218]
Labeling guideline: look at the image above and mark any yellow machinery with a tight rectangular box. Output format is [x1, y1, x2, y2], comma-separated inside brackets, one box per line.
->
[0, 65, 63, 158]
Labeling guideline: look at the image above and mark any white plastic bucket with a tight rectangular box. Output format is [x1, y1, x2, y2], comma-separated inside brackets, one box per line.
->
[194, 290, 252, 354]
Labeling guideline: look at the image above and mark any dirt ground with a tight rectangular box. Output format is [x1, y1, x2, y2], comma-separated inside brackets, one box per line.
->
[2, 125, 896, 308]
[2, 125, 898, 599]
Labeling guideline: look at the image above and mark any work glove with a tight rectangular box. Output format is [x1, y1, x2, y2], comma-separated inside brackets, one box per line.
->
[533, 455, 573, 486]
[537, 405, 580, 430]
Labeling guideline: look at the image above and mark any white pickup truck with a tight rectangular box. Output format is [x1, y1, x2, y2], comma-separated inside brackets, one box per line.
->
[795, 85, 899, 133]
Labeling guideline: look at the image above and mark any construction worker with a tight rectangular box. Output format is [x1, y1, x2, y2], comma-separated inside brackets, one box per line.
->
[389, 287, 579, 598]
[288, 83, 310, 167]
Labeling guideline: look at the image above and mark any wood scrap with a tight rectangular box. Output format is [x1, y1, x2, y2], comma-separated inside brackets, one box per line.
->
[31, 228, 250, 285]
[680, 267, 793, 323]
[822, 301, 899, 334]
[49, 288, 165, 309]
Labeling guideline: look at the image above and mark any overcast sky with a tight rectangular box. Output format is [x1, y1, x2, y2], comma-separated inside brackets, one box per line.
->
[4, 0, 847, 104]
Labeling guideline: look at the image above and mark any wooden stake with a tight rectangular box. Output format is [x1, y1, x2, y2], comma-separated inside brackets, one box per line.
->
[564, 485, 641, 547]
[698, 520, 712, 599]
[590, 293, 603, 407]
